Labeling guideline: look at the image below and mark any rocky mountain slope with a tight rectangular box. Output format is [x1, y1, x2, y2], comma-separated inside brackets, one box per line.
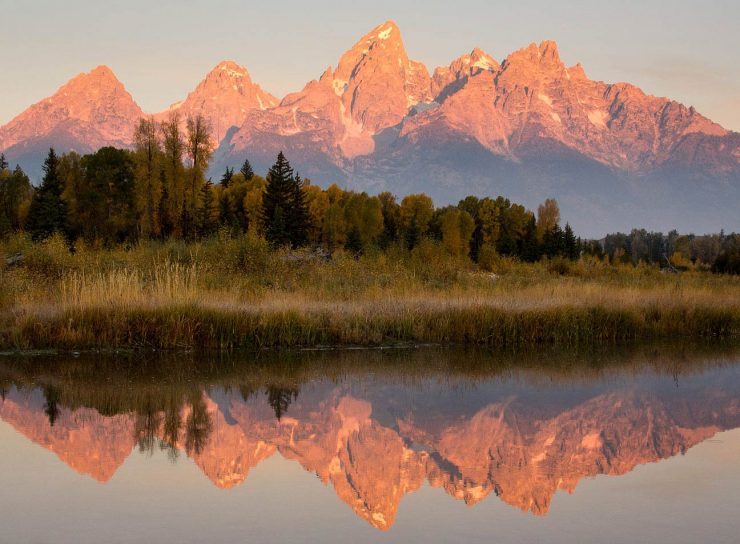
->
[154, 60, 278, 145]
[0, 66, 143, 175]
[1, 21, 738, 234]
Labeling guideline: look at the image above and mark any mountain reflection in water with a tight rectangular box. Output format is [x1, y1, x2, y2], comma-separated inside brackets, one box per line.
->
[0, 345, 739, 532]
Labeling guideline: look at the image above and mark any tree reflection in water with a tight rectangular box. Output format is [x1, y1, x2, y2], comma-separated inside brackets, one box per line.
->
[265, 385, 299, 421]
[0, 343, 739, 530]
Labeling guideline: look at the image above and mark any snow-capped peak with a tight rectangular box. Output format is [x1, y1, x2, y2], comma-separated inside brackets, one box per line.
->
[217, 61, 248, 79]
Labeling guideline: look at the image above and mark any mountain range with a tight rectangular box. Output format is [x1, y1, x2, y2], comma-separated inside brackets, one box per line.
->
[1, 20, 738, 235]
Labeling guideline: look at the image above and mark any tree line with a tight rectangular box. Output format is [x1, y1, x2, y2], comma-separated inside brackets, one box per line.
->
[1, 113, 738, 273]
[599, 229, 740, 274]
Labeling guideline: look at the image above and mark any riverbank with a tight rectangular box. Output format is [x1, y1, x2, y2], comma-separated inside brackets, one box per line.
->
[1, 236, 739, 351]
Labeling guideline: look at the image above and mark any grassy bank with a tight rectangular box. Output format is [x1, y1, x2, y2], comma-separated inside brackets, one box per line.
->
[1, 234, 739, 351]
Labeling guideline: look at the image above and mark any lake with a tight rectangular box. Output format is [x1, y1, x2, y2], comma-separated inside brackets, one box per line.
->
[0, 344, 739, 543]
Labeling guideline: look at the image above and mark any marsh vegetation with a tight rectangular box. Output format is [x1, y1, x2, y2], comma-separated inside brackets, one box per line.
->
[1, 233, 738, 351]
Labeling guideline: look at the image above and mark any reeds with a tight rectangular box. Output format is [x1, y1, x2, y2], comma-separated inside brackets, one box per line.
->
[1, 234, 738, 351]
[5, 292, 738, 351]
[59, 261, 200, 309]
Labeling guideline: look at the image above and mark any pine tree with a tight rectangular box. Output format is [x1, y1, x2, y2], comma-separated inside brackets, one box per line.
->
[0, 154, 8, 171]
[218, 190, 234, 231]
[197, 179, 218, 238]
[288, 173, 310, 247]
[240, 158, 254, 181]
[564, 223, 578, 260]
[261, 152, 295, 247]
[220, 166, 234, 188]
[521, 216, 540, 262]
[25, 148, 68, 242]
[542, 225, 565, 258]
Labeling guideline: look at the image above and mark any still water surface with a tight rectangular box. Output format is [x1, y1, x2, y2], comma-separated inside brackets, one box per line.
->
[0, 346, 739, 543]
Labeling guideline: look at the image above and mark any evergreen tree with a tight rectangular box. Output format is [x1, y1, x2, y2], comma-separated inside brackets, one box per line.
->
[25, 148, 68, 242]
[521, 216, 540, 262]
[218, 190, 234, 231]
[240, 158, 254, 181]
[564, 223, 579, 260]
[542, 225, 565, 258]
[288, 173, 310, 247]
[496, 232, 517, 256]
[220, 166, 234, 188]
[0, 153, 8, 171]
[261, 152, 297, 247]
[197, 179, 219, 238]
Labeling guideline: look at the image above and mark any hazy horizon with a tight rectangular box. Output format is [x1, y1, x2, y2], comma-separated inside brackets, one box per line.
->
[1, 0, 738, 131]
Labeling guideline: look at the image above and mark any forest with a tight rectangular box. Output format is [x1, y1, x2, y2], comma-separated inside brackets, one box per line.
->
[2, 113, 738, 274]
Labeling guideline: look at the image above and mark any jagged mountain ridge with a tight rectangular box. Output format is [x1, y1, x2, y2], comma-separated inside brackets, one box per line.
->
[154, 60, 279, 144]
[1, 20, 738, 234]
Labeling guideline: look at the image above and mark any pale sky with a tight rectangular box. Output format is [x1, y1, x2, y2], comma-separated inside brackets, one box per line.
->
[1, 0, 738, 130]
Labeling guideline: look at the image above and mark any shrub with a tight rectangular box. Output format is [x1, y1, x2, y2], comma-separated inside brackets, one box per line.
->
[23, 232, 75, 278]
[546, 257, 572, 276]
[409, 238, 464, 285]
[478, 244, 518, 275]
[713, 248, 740, 275]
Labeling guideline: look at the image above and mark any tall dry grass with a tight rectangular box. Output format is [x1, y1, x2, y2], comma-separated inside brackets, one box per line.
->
[0, 233, 738, 351]
[59, 262, 201, 309]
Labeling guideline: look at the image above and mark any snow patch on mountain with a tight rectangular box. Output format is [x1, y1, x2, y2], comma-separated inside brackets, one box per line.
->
[377, 27, 393, 40]
[588, 110, 608, 129]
